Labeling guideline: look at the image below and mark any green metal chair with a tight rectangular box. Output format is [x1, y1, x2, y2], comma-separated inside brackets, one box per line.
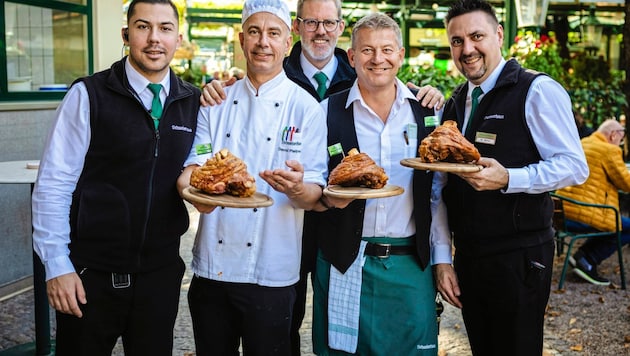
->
[550, 192, 626, 290]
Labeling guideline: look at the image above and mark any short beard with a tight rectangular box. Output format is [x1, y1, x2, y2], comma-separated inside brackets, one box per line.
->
[460, 55, 486, 82]
[302, 40, 335, 63]
[462, 64, 486, 82]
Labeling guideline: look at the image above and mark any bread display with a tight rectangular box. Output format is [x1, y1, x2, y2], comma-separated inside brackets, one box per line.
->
[190, 148, 256, 197]
[328, 148, 388, 189]
[419, 120, 481, 163]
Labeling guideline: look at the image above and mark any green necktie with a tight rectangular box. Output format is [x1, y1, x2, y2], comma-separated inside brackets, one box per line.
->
[147, 83, 163, 129]
[467, 86, 483, 132]
[313, 72, 328, 100]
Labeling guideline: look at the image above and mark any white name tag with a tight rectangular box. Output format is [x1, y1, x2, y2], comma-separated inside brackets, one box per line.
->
[475, 132, 497, 145]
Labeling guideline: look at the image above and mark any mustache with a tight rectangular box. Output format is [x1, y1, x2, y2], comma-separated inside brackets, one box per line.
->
[460, 53, 481, 61]
[143, 46, 165, 53]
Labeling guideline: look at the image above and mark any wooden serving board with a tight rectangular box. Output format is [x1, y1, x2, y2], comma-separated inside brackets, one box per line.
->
[400, 158, 483, 173]
[182, 187, 273, 208]
[323, 184, 404, 199]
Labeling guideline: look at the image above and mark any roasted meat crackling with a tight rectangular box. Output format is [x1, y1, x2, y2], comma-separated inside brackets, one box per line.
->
[190, 148, 256, 197]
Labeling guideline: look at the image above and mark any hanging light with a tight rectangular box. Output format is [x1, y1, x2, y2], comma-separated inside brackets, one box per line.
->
[581, 5, 603, 55]
[514, 0, 549, 28]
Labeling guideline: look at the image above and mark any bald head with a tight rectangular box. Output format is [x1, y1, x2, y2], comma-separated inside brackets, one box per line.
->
[597, 119, 626, 145]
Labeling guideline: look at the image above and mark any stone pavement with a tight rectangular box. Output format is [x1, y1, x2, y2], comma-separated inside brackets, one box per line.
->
[0, 206, 473, 355]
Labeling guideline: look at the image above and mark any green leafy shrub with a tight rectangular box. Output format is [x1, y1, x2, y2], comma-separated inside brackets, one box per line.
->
[509, 31, 567, 82]
[508, 30, 627, 128]
[397, 64, 466, 100]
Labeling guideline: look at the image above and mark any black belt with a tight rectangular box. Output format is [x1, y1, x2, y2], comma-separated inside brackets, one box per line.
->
[76, 268, 134, 289]
[364, 242, 416, 258]
[112, 273, 132, 289]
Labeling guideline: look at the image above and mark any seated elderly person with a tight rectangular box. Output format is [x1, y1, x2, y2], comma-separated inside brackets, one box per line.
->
[557, 119, 630, 286]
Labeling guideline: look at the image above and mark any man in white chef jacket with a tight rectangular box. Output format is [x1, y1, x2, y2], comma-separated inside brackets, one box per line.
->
[176, 0, 328, 354]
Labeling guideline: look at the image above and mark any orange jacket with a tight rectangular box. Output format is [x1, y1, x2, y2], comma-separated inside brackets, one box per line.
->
[557, 131, 630, 231]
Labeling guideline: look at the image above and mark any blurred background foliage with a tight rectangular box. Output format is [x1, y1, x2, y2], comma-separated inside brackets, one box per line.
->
[508, 30, 627, 129]
[397, 64, 466, 100]
[397, 30, 626, 130]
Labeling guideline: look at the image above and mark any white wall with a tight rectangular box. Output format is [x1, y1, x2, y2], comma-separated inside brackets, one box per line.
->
[94, 0, 126, 72]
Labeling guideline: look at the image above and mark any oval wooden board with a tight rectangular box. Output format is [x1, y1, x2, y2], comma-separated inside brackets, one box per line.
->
[323, 184, 404, 199]
[400, 158, 483, 173]
[182, 187, 273, 208]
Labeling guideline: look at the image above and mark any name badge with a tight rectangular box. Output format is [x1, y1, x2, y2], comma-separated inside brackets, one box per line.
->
[475, 132, 497, 145]
[328, 143, 344, 157]
[424, 116, 439, 127]
[195, 143, 213, 155]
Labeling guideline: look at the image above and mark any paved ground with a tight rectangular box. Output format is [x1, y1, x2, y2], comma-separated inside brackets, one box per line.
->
[3, 205, 626, 355]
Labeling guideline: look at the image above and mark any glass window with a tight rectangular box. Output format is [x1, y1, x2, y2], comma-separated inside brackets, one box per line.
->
[2, 0, 91, 101]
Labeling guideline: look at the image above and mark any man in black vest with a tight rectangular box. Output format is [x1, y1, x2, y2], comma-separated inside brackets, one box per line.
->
[434, 1, 588, 355]
[31, 1, 200, 354]
[309, 13, 447, 355]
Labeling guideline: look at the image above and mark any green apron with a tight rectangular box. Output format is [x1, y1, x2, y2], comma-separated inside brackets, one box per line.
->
[313, 237, 439, 356]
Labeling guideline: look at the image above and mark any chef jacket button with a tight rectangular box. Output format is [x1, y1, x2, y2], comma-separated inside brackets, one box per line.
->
[226, 133, 231, 137]
[253, 208, 258, 212]
[233, 100, 238, 104]
[267, 137, 271, 141]
[218, 240, 223, 244]
[275, 103, 279, 107]
[247, 242, 252, 247]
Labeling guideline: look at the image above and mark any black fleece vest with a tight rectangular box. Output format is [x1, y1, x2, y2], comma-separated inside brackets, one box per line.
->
[68, 58, 200, 273]
[316, 88, 435, 273]
[442, 59, 554, 253]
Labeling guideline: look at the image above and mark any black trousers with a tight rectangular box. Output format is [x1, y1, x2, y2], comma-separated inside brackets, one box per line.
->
[188, 275, 296, 356]
[55, 257, 185, 356]
[455, 240, 554, 356]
